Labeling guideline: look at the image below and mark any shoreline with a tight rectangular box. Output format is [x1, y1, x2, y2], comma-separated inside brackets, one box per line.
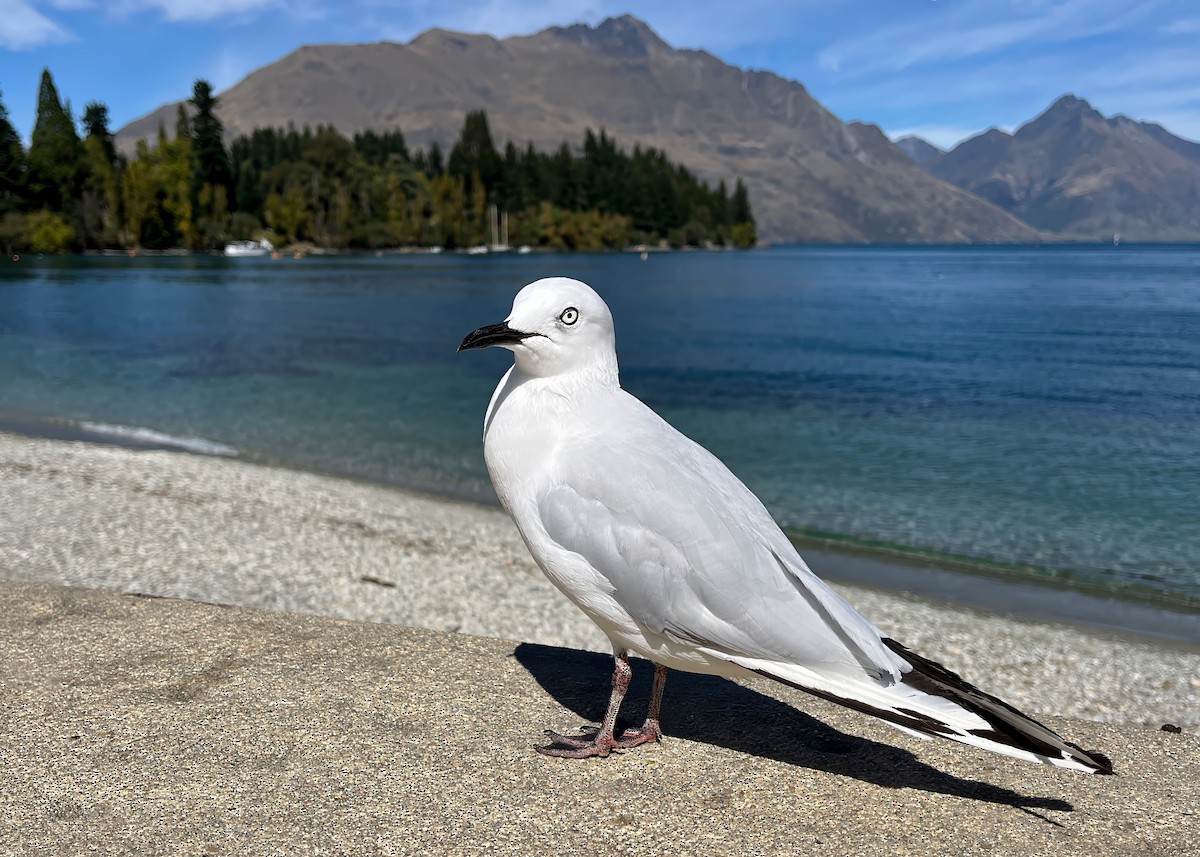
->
[2, 414, 1197, 647]
[1, 428, 1198, 731]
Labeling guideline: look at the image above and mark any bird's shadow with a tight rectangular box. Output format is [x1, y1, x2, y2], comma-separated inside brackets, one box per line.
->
[514, 643, 1073, 820]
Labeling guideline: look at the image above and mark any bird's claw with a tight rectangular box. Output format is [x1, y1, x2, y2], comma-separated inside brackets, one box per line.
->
[617, 719, 662, 747]
[537, 727, 614, 758]
[536, 721, 662, 758]
[540, 727, 601, 749]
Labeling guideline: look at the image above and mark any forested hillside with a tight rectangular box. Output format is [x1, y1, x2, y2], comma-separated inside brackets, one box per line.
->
[0, 71, 754, 254]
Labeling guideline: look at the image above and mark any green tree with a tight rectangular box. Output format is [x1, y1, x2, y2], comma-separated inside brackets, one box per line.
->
[158, 120, 196, 246]
[264, 183, 310, 244]
[448, 109, 501, 199]
[189, 79, 232, 236]
[0, 212, 25, 253]
[426, 141, 444, 176]
[712, 179, 731, 236]
[26, 69, 83, 215]
[427, 172, 464, 247]
[80, 135, 118, 247]
[383, 164, 427, 245]
[120, 129, 192, 249]
[120, 139, 156, 246]
[85, 103, 748, 252]
[730, 178, 756, 248]
[26, 208, 75, 252]
[0, 88, 26, 216]
[137, 190, 176, 250]
[354, 129, 409, 165]
[82, 102, 117, 166]
[79, 101, 120, 247]
[175, 103, 193, 143]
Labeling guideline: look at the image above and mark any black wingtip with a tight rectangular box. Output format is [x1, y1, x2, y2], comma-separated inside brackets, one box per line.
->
[1083, 749, 1115, 775]
[880, 638, 1115, 775]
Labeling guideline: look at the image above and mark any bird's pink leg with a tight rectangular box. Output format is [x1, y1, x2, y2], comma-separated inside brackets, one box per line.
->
[537, 653, 667, 758]
[617, 662, 667, 747]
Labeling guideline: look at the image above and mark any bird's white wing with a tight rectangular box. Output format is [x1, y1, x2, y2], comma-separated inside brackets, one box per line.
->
[536, 393, 906, 684]
[533, 395, 1114, 773]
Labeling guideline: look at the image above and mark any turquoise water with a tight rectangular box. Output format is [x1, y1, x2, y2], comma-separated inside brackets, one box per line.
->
[1, 247, 1198, 608]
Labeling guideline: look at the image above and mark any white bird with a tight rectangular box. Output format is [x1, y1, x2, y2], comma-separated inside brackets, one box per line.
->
[458, 276, 1112, 774]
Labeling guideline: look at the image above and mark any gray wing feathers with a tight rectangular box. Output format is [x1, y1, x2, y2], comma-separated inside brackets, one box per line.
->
[536, 402, 906, 682]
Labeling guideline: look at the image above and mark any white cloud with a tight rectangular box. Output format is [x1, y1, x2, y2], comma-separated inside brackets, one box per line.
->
[112, 0, 283, 23]
[817, 0, 1163, 76]
[0, 0, 73, 49]
[817, 6, 1200, 150]
[1163, 17, 1200, 35]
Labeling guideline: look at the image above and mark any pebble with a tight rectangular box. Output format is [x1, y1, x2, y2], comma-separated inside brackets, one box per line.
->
[2, 431, 1197, 729]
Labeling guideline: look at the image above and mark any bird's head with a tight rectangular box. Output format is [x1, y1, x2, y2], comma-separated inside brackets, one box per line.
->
[458, 277, 618, 380]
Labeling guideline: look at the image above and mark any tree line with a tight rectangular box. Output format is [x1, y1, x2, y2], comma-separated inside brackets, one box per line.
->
[0, 70, 757, 254]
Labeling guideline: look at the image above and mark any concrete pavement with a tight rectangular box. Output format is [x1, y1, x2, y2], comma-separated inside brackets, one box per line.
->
[1, 581, 1194, 856]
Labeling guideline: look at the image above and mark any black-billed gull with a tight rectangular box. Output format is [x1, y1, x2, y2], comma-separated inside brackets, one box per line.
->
[459, 276, 1112, 774]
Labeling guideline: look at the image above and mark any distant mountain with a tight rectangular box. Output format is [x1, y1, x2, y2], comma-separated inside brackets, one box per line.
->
[895, 135, 944, 170]
[115, 16, 1040, 244]
[926, 96, 1200, 241]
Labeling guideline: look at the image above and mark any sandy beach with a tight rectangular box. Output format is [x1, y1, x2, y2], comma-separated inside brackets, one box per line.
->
[1, 430, 1197, 730]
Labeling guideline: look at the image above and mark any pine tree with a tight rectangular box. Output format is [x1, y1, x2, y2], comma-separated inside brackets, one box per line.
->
[82, 102, 117, 166]
[730, 178, 757, 248]
[731, 178, 753, 224]
[175, 104, 193, 142]
[426, 142, 444, 176]
[77, 101, 122, 247]
[189, 80, 232, 212]
[354, 129, 409, 166]
[496, 141, 524, 212]
[447, 110, 500, 197]
[26, 69, 84, 214]
[0, 87, 27, 216]
[713, 179, 731, 232]
[551, 142, 582, 211]
[46, 97, 747, 252]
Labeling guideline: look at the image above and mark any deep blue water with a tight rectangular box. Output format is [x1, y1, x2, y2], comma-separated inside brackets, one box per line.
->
[1, 247, 1198, 607]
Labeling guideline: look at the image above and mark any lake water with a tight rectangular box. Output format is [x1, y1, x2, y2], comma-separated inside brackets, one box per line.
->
[2, 246, 1198, 614]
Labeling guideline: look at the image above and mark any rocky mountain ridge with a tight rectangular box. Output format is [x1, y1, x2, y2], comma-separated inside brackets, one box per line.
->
[903, 96, 1200, 241]
[115, 16, 1041, 244]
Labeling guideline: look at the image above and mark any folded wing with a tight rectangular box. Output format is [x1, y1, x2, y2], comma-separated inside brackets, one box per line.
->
[536, 393, 1112, 774]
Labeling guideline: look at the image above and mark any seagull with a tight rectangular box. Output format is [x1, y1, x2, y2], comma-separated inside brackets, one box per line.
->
[458, 276, 1113, 774]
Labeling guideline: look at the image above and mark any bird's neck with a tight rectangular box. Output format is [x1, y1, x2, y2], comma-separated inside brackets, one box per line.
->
[512, 352, 620, 392]
[513, 348, 620, 383]
[484, 360, 619, 436]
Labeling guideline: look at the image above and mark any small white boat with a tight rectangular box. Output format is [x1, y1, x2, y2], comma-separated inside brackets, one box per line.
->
[465, 245, 489, 255]
[224, 239, 275, 257]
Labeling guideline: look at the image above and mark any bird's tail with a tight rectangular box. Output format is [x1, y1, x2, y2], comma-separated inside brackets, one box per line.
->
[732, 637, 1113, 774]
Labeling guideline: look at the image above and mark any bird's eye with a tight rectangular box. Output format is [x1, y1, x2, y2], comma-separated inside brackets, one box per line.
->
[559, 307, 579, 325]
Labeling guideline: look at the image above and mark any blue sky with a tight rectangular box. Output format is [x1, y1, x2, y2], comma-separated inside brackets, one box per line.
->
[2, 0, 1199, 149]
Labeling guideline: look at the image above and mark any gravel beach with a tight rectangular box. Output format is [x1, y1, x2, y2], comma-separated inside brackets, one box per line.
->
[2, 430, 1197, 730]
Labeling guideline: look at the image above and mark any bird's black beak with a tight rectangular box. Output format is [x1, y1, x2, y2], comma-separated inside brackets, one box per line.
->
[457, 322, 537, 352]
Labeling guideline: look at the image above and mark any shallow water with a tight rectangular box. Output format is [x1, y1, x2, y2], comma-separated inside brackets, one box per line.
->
[1, 246, 1197, 607]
